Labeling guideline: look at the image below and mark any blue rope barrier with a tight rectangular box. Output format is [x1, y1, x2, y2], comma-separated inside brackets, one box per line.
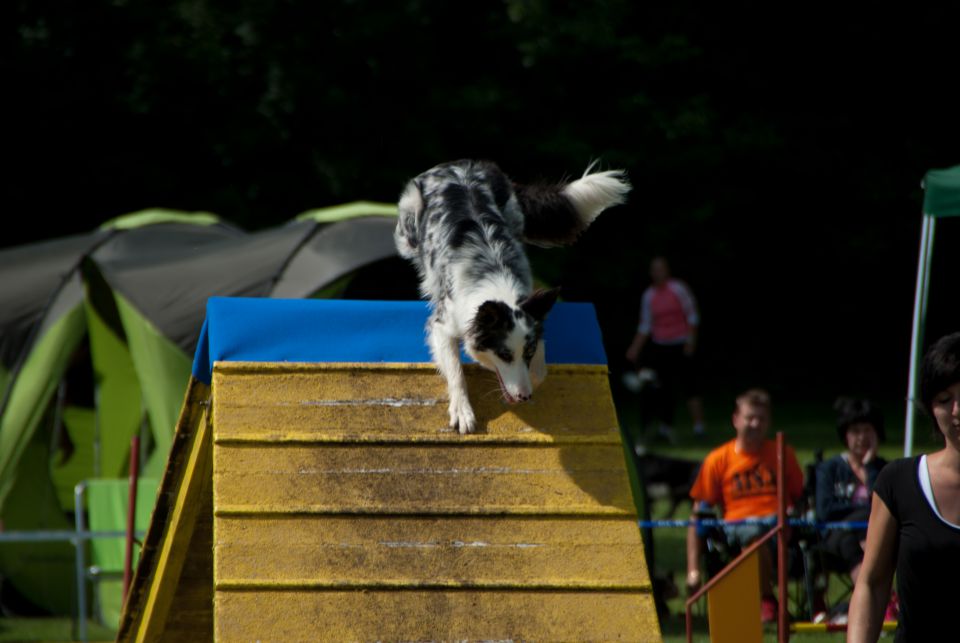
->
[637, 518, 869, 530]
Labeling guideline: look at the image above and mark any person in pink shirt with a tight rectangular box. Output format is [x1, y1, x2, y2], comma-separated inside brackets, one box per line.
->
[625, 256, 706, 441]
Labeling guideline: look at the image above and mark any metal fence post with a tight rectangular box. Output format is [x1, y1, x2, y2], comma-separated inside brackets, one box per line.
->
[74, 481, 88, 643]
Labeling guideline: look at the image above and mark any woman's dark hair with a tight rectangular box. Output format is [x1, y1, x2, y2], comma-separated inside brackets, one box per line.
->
[834, 397, 885, 444]
[920, 331, 960, 417]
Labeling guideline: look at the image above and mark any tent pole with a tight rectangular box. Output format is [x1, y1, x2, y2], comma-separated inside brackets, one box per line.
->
[904, 213, 936, 456]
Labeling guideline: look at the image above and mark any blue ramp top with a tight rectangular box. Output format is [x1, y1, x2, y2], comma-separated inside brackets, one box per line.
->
[192, 298, 607, 384]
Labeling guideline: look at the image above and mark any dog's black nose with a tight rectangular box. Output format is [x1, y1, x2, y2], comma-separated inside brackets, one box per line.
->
[518, 392, 532, 402]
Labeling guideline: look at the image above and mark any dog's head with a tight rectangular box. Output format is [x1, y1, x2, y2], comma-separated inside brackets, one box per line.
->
[465, 288, 560, 404]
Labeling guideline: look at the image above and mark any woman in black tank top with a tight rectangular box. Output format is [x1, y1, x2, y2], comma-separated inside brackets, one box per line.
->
[848, 332, 960, 642]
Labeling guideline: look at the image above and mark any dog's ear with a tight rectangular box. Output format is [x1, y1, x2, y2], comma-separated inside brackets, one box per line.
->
[520, 287, 561, 321]
[475, 300, 512, 330]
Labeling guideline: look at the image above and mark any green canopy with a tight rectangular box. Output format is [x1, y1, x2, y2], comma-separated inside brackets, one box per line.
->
[905, 164, 960, 456]
[922, 165, 960, 218]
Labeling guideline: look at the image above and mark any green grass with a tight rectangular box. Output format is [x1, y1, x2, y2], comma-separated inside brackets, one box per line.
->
[618, 390, 918, 641]
[0, 618, 114, 642]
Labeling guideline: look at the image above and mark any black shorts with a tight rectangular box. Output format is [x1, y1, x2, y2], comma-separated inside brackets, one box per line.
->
[642, 342, 701, 397]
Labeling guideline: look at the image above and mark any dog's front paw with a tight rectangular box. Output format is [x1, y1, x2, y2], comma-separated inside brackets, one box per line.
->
[449, 397, 477, 434]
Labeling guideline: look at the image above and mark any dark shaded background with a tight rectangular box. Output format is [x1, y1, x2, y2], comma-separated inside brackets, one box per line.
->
[5, 1, 959, 408]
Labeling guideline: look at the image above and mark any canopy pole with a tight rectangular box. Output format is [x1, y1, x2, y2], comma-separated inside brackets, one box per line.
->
[904, 213, 936, 456]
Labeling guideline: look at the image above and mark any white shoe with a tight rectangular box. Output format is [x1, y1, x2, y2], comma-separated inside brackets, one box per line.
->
[621, 371, 642, 393]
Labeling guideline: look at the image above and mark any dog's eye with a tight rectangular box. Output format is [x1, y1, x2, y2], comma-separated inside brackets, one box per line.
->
[496, 350, 513, 363]
[523, 343, 537, 363]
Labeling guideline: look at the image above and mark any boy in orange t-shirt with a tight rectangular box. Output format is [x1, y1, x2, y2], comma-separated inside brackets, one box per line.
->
[685, 389, 804, 621]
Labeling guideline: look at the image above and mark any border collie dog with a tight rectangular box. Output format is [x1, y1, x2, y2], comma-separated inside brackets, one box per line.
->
[395, 160, 630, 433]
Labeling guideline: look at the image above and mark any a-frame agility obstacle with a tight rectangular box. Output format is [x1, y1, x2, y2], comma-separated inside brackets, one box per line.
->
[116, 298, 660, 641]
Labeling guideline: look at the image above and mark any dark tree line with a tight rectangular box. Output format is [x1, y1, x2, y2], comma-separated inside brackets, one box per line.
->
[5, 1, 959, 400]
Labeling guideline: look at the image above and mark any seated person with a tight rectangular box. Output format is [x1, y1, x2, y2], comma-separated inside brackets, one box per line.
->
[685, 388, 804, 623]
[815, 398, 888, 586]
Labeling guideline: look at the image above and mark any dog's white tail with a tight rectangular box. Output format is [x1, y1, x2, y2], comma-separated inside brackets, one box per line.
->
[516, 164, 631, 247]
[562, 167, 631, 226]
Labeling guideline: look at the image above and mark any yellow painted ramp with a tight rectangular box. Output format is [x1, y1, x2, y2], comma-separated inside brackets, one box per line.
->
[212, 363, 658, 641]
[118, 300, 660, 641]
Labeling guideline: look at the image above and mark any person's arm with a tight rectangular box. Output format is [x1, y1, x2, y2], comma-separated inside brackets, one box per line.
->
[625, 331, 648, 363]
[625, 291, 652, 363]
[686, 500, 717, 592]
[686, 456, 719, 592]
[847, 493, 898, 643]
[686, 522, 703, 591]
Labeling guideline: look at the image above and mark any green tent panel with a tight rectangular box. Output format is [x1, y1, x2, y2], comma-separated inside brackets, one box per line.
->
[100, 208, 223, 231]
[0, 432, 76, 614]
[83, 296, 145, 478]
[0, 303, 87, 615]
[0, 300, 86, 511]
[50, 406, 97, 510]
[295, 200, 397, 223]
[113, 295, 193, 479]
[87, 477, 159, 627]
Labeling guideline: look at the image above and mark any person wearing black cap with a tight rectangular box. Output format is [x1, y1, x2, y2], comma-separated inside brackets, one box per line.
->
[815, 398, 888, 589]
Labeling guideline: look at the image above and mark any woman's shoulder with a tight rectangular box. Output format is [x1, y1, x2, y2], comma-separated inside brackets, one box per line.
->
[874, 455, 919, 487]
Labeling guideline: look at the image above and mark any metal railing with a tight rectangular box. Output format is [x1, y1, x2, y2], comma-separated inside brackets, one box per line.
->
[0, 483, 146, 642]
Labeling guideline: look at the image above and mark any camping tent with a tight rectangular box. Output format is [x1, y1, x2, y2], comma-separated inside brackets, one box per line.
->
[0, 202, 404, 618]
[88, 207, 401, 478]
[904, 164, 960, 455]
[0, 210, 241, 614]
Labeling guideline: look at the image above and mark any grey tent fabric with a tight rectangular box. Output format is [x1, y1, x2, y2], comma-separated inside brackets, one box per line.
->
[0, 221, 243, 389]
[95, 216, 401, 354]
[271, 216, 399, 298]
[0, 231, 112, 370]
[94, 222, 315, 354]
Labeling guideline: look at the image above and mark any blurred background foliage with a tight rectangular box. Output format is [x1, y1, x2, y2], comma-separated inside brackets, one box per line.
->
[6, 0, 959, 403]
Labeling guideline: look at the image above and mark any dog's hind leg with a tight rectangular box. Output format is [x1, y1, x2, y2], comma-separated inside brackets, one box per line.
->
[394, 179, 423, 260]
[427, 315, 476, 434]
